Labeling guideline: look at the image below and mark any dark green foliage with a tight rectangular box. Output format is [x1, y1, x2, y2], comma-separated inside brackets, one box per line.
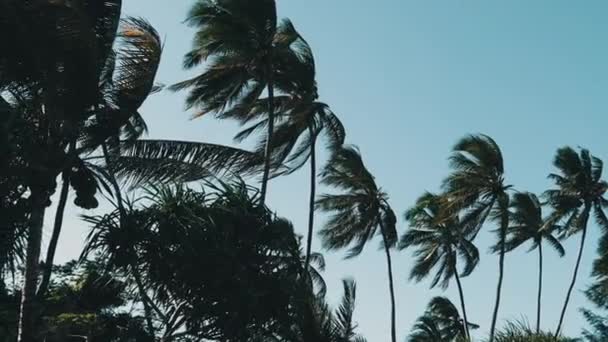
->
[401, 193, 479, 289]
[83, 180, 305, 341]
[546, 147, 608, 336]
[489, 320, 577, 342]
[407, 297, 478, 342]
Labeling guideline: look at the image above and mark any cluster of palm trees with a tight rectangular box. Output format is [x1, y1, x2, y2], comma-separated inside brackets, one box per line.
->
[2, 0, 608, 341]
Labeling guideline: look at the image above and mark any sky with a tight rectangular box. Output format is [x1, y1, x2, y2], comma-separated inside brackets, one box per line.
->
[47, 1, 608, 340]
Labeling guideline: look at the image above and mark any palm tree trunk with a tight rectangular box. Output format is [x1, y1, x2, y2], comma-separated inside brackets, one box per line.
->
[489, 200, 509, 342]
[304, 134, 316, 270]
[453, 259, 471, 340]
[555, 205, 591, 337]
[259, 78, 275, 206]
[536, 243, 543, 334]
[37, 139, 77, 298]
[18, 191, 47, 342]
[380, 224, 397, 342]
[102, 142, 155, 336]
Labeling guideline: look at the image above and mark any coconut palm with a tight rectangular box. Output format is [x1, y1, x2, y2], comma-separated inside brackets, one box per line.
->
[233, 41, 345, 270]
[400, 193, 479, 340]
[316, 146, 398, 342]
[37, 15, 163, 300]
[544, 147, 608, 336]
[495, 192, 565, 333]
[171, 0, 312, 205]
[442, 134, 511, 341]
[408, 297, 479, 342]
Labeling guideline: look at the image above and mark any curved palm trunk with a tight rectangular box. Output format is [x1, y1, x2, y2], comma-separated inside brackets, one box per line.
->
[259, 79, 275, 206]
[536, 243, 543, 334]
[555, 205, 591, 337]
[18, 191, 47, 342]
[380, 225, 397, 342]
[304, 135, 316, 270]
[490, 226, 506, 342]
[36, 175, 69, 298]
[102, 142, 155, 336]
[37, 139, 77, 298]
[453, 259, 471, 340]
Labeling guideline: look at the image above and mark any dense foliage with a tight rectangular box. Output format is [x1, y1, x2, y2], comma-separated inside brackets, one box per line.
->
[1, 1, 607, 342]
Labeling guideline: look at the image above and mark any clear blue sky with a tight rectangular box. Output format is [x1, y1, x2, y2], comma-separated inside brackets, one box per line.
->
[49, 1, 608, 340]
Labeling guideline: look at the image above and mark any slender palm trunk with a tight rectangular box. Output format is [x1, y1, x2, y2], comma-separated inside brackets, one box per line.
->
[37, 139, 76, 298]
[453, 259, 471, 340]
[102, 142, 155, 336]
[36, 175, 69, 298]
[304, 135, 316, 270]
[489, 224, 507, 342]
[380, 224, 397, 342]
[555, 205, 591, 338]
[259, 78, 275, 206]
[536, 243, 543, 334]
[18, 191, 47, 342]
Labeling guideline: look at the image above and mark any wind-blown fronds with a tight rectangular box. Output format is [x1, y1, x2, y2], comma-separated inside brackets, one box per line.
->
[110, 139, 266, 186]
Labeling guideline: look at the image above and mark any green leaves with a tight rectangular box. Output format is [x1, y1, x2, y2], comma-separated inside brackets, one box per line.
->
[110, 139, 266, 187]
[400, 193, 479, 289]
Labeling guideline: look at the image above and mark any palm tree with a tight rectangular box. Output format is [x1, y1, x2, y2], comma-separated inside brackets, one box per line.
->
[400, 193, 479, 340]
[37, 15, 164, 300]
[10, 2, 122, 339]
[442, 134, 511, 341]
[316, 146, 398, 342]
[289, 278, 367, 342]
[170, 0, 312, 205]
[545, 147, 608, 336]
[496, 192, 565, 333]
[234, 42, 345, 270]
[408, 297, 479, 342]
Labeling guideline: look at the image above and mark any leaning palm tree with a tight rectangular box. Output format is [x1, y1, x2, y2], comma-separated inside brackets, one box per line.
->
[545, 147, 608, 336]
[316, 146, 398, 342]
[234, 41, 345, 270]
[495, 192, 565, 334]
[400, 193, 479, 340]
[171, 0, 311, 205]
[442, 134, 511, 341]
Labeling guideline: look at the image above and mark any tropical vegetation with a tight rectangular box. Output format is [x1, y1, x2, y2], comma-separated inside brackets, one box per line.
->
[1, 1, 607, 341]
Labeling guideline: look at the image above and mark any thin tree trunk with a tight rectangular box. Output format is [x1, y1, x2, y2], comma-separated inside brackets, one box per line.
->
[18, 192, 47, 342]
[490, 224, 506, 342]
[259, 78, 275, 206]
[304, 134, 316, 270]
[536, 243, 543, 334]
[555, 205, 590, 338]
[453, 259, 471, 341]
[102, 142, 155, 336]
[37, 139, 77, 298]
[380, 224, 397, 342]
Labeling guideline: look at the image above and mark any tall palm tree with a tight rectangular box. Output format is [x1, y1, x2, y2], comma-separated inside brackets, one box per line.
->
[442, 134, 511, 341]
[400, 193, 479, 340]
[545, 147, 608, 336]
[170, 0, 311, 205]
[316, 146, 398, 342]
[9, 2, 121, 339]
[496, 192, 565, 333]
[408, 297, 479, 342]
[37, 14, 164, 300]
[233, 42, 345, 270]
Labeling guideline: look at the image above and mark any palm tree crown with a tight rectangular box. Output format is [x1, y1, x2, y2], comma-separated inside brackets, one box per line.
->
[316, 146, 397, 257]
[401, 193, 479, 289]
